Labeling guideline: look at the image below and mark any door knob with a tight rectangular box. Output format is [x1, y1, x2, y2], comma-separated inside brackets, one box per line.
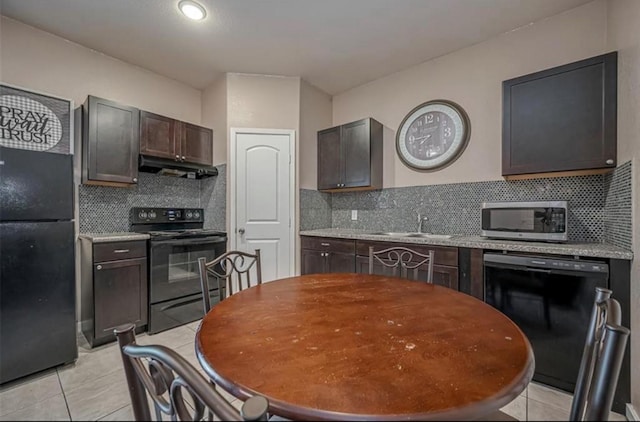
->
[238, 228, 245, 235]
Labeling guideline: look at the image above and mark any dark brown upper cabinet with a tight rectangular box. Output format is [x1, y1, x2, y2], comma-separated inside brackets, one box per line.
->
[139, 111, 178, 160]
[502, 52, 617, 178]
[140, 111, 213, 167]
[317, 118, 383, 192]
[180, 122, 213, 166]
[82, 96, 140, 186]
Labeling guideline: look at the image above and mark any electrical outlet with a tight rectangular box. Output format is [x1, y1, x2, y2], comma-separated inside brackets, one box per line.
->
[351, 210, 358, 220]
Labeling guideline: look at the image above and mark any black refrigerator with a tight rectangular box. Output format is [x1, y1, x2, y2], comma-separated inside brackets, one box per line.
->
[0, 146, 77, 384]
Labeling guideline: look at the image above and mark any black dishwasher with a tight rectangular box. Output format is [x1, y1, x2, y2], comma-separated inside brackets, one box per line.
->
[483, 253, 608, 392]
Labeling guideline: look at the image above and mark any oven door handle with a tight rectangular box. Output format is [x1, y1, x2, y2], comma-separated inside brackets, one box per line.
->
[159, 296, 204, 311]
[150, 236, 227, 247]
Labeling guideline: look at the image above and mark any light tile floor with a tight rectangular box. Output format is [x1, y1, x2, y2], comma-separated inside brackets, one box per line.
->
[0, 321, 629, 421]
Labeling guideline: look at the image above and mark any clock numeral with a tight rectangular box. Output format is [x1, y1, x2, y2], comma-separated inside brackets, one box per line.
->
[444, 127, 452, 137]
[426, 114, 434, 123]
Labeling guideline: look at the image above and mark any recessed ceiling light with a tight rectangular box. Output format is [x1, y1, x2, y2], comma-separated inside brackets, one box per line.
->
[179, 0, 206, 21]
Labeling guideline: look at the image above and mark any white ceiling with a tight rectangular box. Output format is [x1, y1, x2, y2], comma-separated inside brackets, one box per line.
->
[1, 0, 593, 95]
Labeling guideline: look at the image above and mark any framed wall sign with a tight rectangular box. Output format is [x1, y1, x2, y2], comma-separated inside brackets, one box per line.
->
[396, 99, 470, 171]
[0, 83, 73, 155]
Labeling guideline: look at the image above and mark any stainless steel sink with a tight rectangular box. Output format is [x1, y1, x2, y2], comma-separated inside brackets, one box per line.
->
[367, 232, 413, 236]
[367, 232, 452, 239]
[404, 233, 452, 239]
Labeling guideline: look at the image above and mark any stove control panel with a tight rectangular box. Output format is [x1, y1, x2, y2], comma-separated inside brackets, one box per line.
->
[131, 207, 204, 224]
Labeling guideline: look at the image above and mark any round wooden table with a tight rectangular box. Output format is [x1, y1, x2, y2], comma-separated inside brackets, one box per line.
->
[196, 273, 534, 421]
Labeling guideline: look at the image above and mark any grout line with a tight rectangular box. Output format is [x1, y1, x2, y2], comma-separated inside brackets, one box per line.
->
[96, 404, 129, 421]
[56, 370, 73, 421]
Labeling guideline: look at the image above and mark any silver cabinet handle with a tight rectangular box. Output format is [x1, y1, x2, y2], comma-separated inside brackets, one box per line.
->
[181, 156, 186, 161]
[238, 228, 245, 235]
[114, 249, 130, 254]
[606, 159, 614, 165]
[175, 154, 180, 160]
[132, 177, 138, 183]
[321, 243, 330, 246]
[96, 265, 102, 270]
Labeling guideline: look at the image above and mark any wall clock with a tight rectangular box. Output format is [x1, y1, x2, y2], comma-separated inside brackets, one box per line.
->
[396, 99, 470, 170]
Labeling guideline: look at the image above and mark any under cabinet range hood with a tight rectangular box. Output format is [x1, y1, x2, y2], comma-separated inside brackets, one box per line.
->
[139, 155, 218, 179]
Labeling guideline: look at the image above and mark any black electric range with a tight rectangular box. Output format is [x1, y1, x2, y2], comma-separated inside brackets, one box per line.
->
[131, 207, 227, 333]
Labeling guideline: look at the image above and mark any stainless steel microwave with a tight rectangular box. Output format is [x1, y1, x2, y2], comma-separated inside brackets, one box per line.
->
[481, 201, 568, 242]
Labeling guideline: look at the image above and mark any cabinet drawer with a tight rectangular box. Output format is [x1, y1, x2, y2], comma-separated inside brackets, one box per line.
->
[93, 240, 147, 262]
[356, 240, 458, 267]
[301, 236, 355, 254]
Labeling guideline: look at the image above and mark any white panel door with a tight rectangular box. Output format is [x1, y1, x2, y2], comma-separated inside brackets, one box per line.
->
[234, 130, 293, 283]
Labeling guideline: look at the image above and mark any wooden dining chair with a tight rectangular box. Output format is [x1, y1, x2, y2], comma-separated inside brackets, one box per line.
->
[114, 323, 269, 421]
[368, 246, 434, 282]
[482, 287, 630, 422]
[198, 249, 262, 313]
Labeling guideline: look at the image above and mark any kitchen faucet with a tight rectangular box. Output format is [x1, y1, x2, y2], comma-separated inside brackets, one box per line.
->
[417, 212, 430, 233]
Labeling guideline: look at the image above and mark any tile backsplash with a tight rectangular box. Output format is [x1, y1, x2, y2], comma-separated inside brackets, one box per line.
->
[299, 189, 332, 231]
[79, 164, 227, 233]
[302, 161, 633, 248]
[604, 161, 633, 249]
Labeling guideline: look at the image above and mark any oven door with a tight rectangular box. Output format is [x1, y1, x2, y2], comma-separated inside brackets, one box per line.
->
[149, 236, 227, 305]
[483, 253, 608, 392]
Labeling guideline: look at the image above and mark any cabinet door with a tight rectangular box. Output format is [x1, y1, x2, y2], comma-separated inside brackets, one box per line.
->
[301, 249, 326, 275]
[93, 258, 147, 337]
[85, 96, 139, 184]
[502, 53, 617, 175]
[342, 119, 371, 188]
[356, 256, 458, 290]
[139, 111, 178, 160]
[327, 252, 355, 273]
[180, 122, 213, 166]
[317, 126, 342, 190]
[433, 265, 459, 290]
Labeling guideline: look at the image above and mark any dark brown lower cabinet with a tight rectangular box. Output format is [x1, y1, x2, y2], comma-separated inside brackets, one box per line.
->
[355, 256, 459, 290]
[81, 239, 148, 347]
[355, 240, 459, 291]
[301, 236, 356, 274]
[301, 236, 460, 291]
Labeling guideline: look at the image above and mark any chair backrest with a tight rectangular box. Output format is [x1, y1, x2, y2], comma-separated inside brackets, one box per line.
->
[198, 249, 262, 313]
[570, 287, 630, 421]
[368, 246, 434, 282]
[114, 324, 269, 421]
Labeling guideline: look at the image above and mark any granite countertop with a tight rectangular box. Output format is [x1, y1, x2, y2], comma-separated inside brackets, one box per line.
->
[78, 232, 150, 243]
[299, 228, 633, 260]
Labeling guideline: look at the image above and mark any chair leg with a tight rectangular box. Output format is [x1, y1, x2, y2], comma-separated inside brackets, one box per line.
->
[114, 324, 151, 421]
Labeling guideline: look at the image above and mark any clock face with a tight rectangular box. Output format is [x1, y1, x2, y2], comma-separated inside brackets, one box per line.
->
[396, 100, 470, 170]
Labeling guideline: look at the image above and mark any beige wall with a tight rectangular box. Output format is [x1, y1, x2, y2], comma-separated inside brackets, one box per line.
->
[299, 80, 333, 190]
[220, 73, 302, 270]
[606, 0, 640, 412]
[331, 0, 607, 188]
[0, 17, 202, 123]
[201, 74, 228, 166]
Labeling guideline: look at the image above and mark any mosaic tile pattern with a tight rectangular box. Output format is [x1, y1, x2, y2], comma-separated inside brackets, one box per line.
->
[331, 174, 608, 243]
[604, 161, 633, 249]
[79, 172, 201, 233]
[299, 189, 332, 231]
[201, 164, 227, 232]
